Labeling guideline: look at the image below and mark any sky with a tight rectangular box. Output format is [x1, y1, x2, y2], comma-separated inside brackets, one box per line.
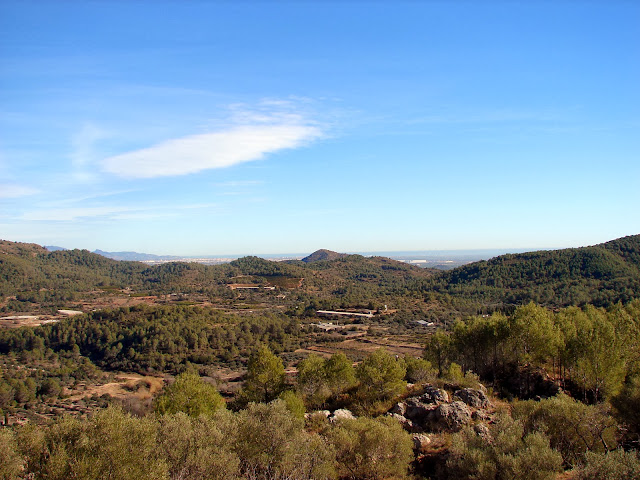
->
[1, 1, 639, 255]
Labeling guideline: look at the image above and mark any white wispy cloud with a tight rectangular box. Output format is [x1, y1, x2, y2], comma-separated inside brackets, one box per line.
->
[102, 122, 322, 179]
[70, 123, 111, 182]
[20, 203, 218, 222]
[0, 184, 40, 198]
[214, 180, 264, 187]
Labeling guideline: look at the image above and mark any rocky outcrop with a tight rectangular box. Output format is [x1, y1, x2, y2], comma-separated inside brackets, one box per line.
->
[420, 385, 450, 404]
[431, 401, 472, 432]
[454, 388, 489, 408]
[387, 383, 493, 434]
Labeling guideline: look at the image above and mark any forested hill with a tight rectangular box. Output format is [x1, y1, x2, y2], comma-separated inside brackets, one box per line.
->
[427, 234, 640, 307]
[2, 235, 640, 312]
[301, 249, 349, 263]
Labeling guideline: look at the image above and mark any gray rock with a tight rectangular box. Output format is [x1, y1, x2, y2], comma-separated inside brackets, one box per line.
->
[430, 401, 472, 432]
[390, 401, 407, 416]
[330, 409, 356, 422]
[472, 409, 491, 422]
[419, 385, 450, 404]
[454, 388, 490, 408]
[387, 413, 419, 432]
[404, 399, 437, 425]
[412, 433, 432, 452]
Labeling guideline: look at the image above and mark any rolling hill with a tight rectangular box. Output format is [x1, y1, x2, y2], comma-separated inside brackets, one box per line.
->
[2, 235, 640, 314]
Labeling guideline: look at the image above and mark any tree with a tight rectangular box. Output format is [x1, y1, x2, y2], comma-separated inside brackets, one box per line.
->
[424, 329, 452, 377]
[242, 345, 285, 403]
[355, 349, 406, 405]
[154, 372, 225, 417]
[297, 354, 331, 408]
[324, 352, 356, 395]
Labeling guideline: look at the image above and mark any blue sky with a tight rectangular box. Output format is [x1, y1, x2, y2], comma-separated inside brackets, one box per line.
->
[1, 1, 638, 255]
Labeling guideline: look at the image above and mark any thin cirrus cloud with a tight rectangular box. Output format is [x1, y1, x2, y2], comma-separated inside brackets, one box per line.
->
[20, 203, 219, 222]
[101, 123, 322, 179]
[0, 184, 40, 198]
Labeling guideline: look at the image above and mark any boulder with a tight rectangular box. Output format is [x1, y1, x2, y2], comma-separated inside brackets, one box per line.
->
[454, 388, 490, 408]
[387, 413, 419, 432]
[329, 409, 356, 422]
[419, 385, 450, 404]
[473, 423, 492, 441]
[412, 433, 432, 452]
[403, 398, 437, 425]
[390, 401, 407, 416]
[472, 409, 491, 422]
[429, 401, 472, 432]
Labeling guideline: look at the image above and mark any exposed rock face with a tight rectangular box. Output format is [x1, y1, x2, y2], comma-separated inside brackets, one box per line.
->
[404, 398, 435, 424]
[387, 383, 492, 435]
[419, 385, 450, 404]
[388, 413, 419, 432]
[454, 388, 489, 408]
[431, 401, 472, 432]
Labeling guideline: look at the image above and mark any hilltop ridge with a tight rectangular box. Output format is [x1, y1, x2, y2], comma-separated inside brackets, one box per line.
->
[301, 249, 349, 263]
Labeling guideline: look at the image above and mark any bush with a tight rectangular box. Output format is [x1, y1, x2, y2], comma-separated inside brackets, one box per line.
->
[512, 393, 618, 466]
[324, 416, 413, 480]
[446, 413, 562, 480]
[577, 449, 640, 480]
[0, 429, 23, 480]
[154, 372, 225, 417]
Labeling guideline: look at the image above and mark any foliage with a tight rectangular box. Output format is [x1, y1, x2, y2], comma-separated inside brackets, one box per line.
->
[611, 371, 640, 447]
[446, 413, 563, 480]
[0, 428, 23, 480]
[323, 416, 414, 480]
[0, 305, 307, 374]
[240, 345, 286, 403]
[576, 449, 640, 480]
[156, 411, 240, 480]
[512, 394, 618, 467]
[424, 301, 640, 401]
[297, 352, 357, 409]
[278, 389, 306, 420]
[16, 407, 167, 480]
[233, 400, 335, 480]
[354, 348, 406, 409]
[154, 372, 225, 417]
[403, 356, 436, 384]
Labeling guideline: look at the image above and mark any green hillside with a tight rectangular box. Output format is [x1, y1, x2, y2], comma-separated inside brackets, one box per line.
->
[427, 234, 640, 307]
[2, 235, 640, 315]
